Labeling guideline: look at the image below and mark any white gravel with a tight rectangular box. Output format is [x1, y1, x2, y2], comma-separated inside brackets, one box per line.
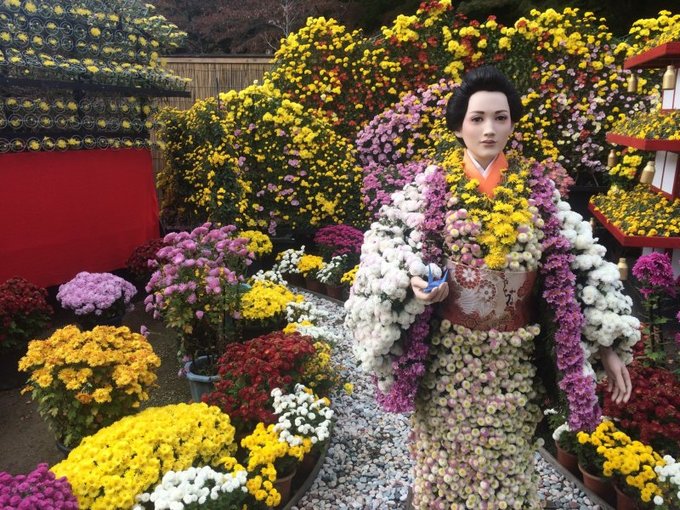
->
[291, 291, 605, 510]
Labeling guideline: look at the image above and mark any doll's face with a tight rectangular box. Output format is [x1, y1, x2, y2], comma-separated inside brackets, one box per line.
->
[454, 91, 513, 168]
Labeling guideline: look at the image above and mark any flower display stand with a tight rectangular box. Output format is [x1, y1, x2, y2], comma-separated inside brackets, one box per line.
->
[592, 40, 680, 276]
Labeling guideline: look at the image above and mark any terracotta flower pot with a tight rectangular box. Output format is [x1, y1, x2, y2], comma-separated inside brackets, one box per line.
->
[299, 450, 319, 477]
[614, 484, 642, 510]
[325, 284, 345, 300]
[273, 468, 297, 507]
[304, 276, 324, 294]
[578, 464, 616, 507]
[555, 441, 580, 478]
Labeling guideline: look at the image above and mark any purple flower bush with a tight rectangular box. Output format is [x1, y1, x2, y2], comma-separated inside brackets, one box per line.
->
[144, 222, 253, 362]
[632, 252, 678, 299]
[376, 307, 433, 413]
[57, 272, 136, 317]
[0, 463, 78, 510]
[531, 163, 600, 432]
[313, 224, 364, 262]
[632, 252, 680, 362]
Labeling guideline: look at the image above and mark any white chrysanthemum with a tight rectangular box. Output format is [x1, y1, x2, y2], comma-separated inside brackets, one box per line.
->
[557, 198, 640, 379]
[271, 384, 334, 447]
[344, 167, 439, 389]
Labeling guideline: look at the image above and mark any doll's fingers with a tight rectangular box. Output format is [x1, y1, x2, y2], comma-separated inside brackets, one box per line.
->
[411, 276, 427, 290]
[622, 366, 632, 403]
[615, 370, 627, 404]
[435, 283, 449, 302]
[413, 289, 429, 301]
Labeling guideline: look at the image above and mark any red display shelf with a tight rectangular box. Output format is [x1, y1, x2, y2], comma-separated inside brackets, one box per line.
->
[624, 42, 680, 69]
[588, 203, 680, 249]
[606, 133, 680, 152]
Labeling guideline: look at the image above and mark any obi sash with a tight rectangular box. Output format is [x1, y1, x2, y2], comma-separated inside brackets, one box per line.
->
[436, 259, 537, 332]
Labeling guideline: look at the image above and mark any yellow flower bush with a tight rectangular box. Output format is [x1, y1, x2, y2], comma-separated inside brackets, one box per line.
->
[601, 436, 665, 503]
[341, 265, 358, 286]
[297, 254, 325, 277]
[51, 403, 236, 510]
[624, 11, 680, 55]
[158, 81, 365, 232]
[267, 16, 402, 137]
[505, 8, 655, 183]
[301, 340, 343, 397]
[240, 280, 298, 323]
[377, 0, 504, 93]
[239, 230, 273, 258]
[590, 185, 680, 237]
[241, 422, 312, 477]
[610, 108, 680, 141]
[242, 464, 280, 508]
[576, 419, 629, 476]
[608, 149, 643, 187]
[19, 325, 160, 448]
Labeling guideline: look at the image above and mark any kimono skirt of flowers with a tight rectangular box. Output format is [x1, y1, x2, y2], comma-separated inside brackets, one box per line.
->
[410, 260, 544, 510]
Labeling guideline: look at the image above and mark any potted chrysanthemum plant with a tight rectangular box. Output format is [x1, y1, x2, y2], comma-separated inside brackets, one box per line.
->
[0, 277, 53, 390]
[19, 325, 160, 450]
[57, 271, 136, 330]
[144, 222, 253, 397]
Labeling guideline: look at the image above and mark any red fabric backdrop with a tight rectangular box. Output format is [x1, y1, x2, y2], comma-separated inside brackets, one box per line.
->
[0, 148, 160, 287]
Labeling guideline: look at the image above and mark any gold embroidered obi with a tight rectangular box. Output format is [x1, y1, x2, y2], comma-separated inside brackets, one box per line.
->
[437, 259, 537, 332]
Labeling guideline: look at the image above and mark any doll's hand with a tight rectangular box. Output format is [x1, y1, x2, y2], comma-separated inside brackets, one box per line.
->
[411, 276, 449, 303]
[600, 346, 632, 404]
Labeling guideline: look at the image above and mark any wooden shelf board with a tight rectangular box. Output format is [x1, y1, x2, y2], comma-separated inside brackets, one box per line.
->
[606, 133, 680, 152]
[588, 203, 680, 249]
[624, 42, 680, 69]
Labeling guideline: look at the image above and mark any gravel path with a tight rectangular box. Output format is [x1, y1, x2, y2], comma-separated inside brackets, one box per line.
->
[291, 292, 605, 510]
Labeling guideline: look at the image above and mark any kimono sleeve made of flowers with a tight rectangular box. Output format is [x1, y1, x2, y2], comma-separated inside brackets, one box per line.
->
[555, 197, 640, 377]
[344, 166, 443, 389]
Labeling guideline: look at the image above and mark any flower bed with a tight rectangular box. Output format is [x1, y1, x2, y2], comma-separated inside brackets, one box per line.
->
[590, 185, 680, 238]
[51, 403, 237, 510]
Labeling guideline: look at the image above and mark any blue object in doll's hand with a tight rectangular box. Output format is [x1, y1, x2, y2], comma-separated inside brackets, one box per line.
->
[424, 267, 449, 293]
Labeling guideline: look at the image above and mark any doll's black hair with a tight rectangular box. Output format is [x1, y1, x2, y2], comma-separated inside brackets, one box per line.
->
[445, 66, 523, 133]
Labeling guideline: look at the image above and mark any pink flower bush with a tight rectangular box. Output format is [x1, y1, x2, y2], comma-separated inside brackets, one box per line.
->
[57, 272, 136, 317]
[144, 223, 253, 361]
[632, 252, 678, 299]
